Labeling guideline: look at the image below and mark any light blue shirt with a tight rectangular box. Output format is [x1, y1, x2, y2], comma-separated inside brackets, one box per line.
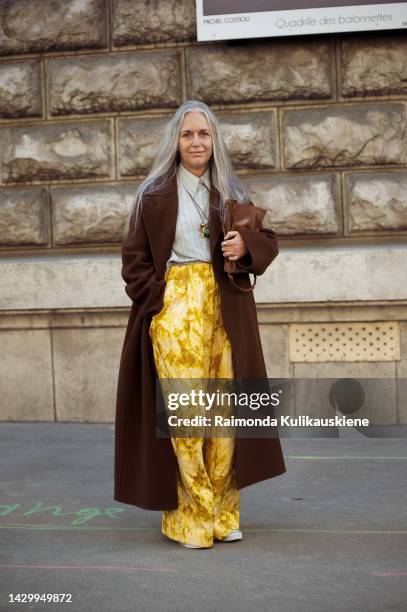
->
[166, 163, 212, 269]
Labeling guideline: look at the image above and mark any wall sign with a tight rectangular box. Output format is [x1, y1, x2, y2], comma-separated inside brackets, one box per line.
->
[196, 1, 407, 41]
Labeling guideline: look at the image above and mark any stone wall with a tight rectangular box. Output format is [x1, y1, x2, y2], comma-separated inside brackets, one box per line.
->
[1, 0, 406, 424]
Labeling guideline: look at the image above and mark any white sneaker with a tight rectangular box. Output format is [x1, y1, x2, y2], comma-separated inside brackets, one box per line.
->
[220, 529, 243, 542]
[177, 541, 207, 549]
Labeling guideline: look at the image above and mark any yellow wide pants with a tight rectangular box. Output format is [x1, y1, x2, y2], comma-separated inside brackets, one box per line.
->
[149, 262, 240, 548]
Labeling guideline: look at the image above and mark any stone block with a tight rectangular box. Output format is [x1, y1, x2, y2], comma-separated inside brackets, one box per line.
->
[0, 329, 54, 421]
[259, 324, 292, 379]
[187, 40, 333, 104]
[0, 0, 107, 56]
[51, 183, 137, 244]
[0, 120, 112, 183]
[345, 171, 407, 233]
[53, 327, 124, 422]
[112, 0, 196, 45]
[118, 116, 168, 176]
[0, 187, 48, 246]
[254, 245, 407, 304]
[245, 174, 339, 235]
[217, 112, 276, 170]
[0, 60, 42, 119]
[48, 51, 182, 115]
[342, 36, 407, 97]
[282, 103, 407, 169]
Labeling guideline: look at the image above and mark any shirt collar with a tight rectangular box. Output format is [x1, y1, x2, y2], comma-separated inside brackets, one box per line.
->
[177, 163, 211, 196]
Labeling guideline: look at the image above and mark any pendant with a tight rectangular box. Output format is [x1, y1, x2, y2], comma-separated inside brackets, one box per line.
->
[199, 222, 210, 238]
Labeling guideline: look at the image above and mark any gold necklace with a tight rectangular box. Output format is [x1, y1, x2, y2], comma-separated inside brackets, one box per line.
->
[182, 182, 210, 238]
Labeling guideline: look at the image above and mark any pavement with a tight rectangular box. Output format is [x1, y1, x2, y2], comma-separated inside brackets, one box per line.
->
[1, 422, 406, 612]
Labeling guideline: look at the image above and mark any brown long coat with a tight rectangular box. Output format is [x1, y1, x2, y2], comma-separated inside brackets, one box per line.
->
[114, 172, 286, 510]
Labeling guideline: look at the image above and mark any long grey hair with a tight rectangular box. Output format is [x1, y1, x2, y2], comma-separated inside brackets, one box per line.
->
[122, 99, 252, 239]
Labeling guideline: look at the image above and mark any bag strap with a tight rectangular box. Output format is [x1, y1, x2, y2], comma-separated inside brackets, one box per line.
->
[227, 271, 257, 292]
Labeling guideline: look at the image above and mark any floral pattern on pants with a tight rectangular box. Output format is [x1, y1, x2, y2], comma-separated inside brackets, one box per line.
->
[149, 262, 240, 547]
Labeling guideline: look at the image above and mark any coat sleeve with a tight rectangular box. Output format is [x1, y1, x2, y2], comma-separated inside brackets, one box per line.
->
[121, 206, 165, 315]
[232, 202, 279, 276]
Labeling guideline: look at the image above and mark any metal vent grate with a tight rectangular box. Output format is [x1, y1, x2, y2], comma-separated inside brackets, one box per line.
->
[289, 322, 400, 362]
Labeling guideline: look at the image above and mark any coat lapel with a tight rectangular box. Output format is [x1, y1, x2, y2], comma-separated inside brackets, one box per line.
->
[142, 170, 223, 276]
[209, 184, 223, 257]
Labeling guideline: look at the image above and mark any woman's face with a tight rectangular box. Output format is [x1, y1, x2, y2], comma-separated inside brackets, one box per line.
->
[178, 111, 213, 176]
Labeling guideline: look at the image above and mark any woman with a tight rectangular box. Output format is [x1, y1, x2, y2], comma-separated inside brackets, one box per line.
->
[114, 99, 286, 549]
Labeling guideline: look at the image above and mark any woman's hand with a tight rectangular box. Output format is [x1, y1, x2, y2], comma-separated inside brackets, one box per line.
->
[221, 230, 248, 261]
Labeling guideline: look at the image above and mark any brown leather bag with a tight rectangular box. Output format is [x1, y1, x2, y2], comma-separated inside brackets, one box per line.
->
[220, 199, 267, 292]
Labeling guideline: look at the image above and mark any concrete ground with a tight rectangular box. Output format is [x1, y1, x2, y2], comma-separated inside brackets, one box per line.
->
[1, 423, 406, 612]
